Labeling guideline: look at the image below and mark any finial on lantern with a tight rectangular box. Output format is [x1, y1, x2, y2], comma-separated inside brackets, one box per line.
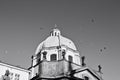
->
[55, 24, 57, 28]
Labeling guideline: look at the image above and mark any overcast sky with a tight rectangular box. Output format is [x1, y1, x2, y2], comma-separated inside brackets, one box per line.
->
[0, 0, 120, 80]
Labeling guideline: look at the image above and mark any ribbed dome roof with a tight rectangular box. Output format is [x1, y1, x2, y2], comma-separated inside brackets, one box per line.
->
[35, 28, 77, 54]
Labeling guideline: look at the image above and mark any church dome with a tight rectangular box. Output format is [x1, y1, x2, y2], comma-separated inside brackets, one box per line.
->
[35, 28, 77, 54]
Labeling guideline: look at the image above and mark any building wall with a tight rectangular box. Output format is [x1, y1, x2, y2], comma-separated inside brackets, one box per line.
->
[31, 60, 81, 79]
[0, 62, 30, 80]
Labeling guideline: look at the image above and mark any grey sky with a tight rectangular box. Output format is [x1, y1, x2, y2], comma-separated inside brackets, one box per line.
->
[0, 0, 120, 80]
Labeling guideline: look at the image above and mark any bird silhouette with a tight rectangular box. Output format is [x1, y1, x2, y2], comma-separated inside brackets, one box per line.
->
[91, 18, 95, 23]
[100, 49, 102, 52]
[104, 47, 106, 50]
[99, 47, 107, 54]
[40, 27, 43, 30]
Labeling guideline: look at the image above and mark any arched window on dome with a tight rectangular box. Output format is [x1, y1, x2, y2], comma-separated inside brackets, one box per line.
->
[50, 54, 57, 61]
[68, 55, 73, 62]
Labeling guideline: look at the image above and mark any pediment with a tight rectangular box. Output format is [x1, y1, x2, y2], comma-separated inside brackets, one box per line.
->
[74, 67, 102, 80]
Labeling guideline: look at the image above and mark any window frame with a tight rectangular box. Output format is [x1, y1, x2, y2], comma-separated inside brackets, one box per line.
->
[84, 76, 89, 80]
[68, 55, 73, 62]
[50, 54, 57, 61]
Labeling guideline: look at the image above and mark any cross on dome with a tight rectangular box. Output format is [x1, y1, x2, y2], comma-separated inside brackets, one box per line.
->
[55, 24, 57, 28]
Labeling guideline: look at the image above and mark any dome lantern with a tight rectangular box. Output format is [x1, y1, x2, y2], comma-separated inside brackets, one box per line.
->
[35, 26, 81, 65]
[50, 25, 61, 36]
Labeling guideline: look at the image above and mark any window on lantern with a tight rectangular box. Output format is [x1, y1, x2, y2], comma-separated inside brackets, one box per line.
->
[51, 54, 57, 61]
[55, 32, 57, 36]
[51, 31, 53, 36]
[68, 55, 73, 62]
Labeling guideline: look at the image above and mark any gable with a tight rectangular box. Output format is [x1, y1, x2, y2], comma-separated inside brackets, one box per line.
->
[74, 69, 101, 80]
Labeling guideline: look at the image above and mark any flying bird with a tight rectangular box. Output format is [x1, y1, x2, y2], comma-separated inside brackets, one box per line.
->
[40, 27, 43, 30]
[104, 47, 106, 50]
[100, 49, 102, 52]
[91, 18, 95, 23]
[99, 47, 107, 54]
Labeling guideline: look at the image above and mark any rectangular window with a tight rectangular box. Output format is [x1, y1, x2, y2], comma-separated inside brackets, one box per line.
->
[51, 54, 57, 61]
[68, 55, 73, 62]
[84, 76, 89, 80]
